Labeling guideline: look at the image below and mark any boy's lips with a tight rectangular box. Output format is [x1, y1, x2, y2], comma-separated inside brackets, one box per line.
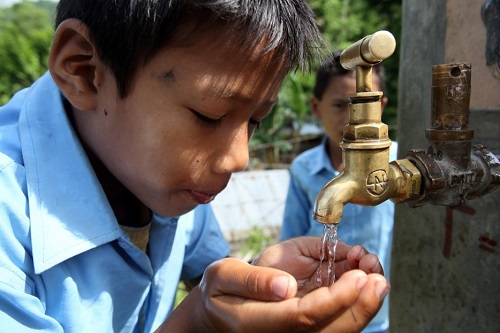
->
[190, 190, 217, 204]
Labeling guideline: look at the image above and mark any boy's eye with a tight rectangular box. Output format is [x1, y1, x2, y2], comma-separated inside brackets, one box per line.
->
[190, 109, 223, 129]
[333, 102, 348, 109]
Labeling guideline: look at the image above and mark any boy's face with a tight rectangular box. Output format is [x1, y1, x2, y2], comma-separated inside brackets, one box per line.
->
[78, 39, 284, 217]
[311, 72, 384, 150]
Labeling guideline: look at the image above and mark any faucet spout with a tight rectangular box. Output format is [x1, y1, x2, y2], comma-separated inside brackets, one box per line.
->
[312, 143, 418, 224]
[313, 174, 355, 224]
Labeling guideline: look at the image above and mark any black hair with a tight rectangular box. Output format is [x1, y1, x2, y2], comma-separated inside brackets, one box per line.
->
[55, 0, 325, 98]
[312, 50, 386, 100]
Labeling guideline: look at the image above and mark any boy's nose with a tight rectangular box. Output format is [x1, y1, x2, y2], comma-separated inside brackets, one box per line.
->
[214, 126, 250, 174]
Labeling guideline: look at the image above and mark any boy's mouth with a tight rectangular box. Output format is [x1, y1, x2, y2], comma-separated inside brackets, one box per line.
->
[190, 190, 216, 204]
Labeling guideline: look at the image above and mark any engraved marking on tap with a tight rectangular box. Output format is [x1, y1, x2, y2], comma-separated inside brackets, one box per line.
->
[445, 83, 470, 102]
[412, 179, 419, 195]
[366, 170, 389, 195]
[450, 171, 483, 186]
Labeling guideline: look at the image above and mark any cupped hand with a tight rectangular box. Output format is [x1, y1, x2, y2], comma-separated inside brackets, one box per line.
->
[253, 236, 384, 295]
[158, 236, 390, 333]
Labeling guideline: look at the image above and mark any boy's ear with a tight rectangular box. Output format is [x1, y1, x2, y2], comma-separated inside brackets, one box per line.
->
[381, 96, 389, 110]
[310, 96, 321, 119]
[49, 19, 103, 111]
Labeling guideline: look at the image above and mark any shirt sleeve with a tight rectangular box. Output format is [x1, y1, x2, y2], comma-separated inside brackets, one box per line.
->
[180, 204, 230, 281]
[279, 168, 312, 241]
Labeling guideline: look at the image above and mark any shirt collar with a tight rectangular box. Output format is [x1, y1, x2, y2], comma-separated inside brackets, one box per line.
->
[19, 72, 122, 274]
[308, 136, 338, 176]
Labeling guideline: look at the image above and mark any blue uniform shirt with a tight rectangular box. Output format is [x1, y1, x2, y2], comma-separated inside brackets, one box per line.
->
[0, 72, 230, 332]
[279, 137, 397, 333]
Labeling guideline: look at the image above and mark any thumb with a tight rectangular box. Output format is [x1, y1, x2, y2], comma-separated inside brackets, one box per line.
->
[201, 258, 298, 301]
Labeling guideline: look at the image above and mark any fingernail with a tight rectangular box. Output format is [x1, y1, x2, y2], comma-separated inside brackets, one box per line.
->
[356, 276, 368, 292]
[375, 281, 390, 299]
[272, 276, 290, 299]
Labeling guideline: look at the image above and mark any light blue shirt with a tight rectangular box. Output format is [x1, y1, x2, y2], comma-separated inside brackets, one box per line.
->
[0, 72, 230, 332]
[280, 137, 397, 333]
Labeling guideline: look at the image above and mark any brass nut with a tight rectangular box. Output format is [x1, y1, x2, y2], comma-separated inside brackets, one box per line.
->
[344, 123, 388, 140]
[391, 159, 422, 200]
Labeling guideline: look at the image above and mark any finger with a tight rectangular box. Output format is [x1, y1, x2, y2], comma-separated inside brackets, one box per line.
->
[359, 254, 384, 275]
[346, 245, 367, 270]
[253, 237, 322, 280]
[325, 239, 353, 261]
[319, 272, 391, 332]
[253, 237, 354, 270]
[347, 246, 383, 275]
[202, 257, 298, 302]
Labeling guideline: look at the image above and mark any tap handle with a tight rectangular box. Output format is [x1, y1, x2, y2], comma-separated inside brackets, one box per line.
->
[340, 30, 396, 70]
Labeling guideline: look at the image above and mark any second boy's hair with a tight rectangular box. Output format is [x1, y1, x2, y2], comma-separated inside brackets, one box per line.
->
[55, 0, 325, 98]
[312, 50, 386, 100]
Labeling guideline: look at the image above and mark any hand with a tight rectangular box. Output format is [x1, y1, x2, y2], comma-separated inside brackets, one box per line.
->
[158, 236, 390, 333]
[253, 236, 384, 295]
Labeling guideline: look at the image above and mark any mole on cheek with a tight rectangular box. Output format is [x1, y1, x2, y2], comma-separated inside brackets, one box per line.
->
[163, 70, 176, 81]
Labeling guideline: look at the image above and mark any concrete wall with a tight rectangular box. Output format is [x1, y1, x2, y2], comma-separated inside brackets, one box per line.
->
[391, 0, 500, 332]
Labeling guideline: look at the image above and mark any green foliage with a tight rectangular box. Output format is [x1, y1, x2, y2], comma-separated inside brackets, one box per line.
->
[0, 1, 56, 105]
[250, 72, 316, 161]
[175, 283, 189, 308]
[238, 226, 276, 257]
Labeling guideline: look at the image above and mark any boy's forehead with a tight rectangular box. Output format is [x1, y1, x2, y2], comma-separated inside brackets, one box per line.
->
[178, 36, 287, 101]
[195, 53, 285, 103]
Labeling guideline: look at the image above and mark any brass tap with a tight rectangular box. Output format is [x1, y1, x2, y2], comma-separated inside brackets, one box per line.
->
[313, 31, 500, 225]
[313, 30, 417, 224]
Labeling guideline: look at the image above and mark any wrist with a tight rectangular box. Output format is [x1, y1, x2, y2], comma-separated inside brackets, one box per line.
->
[155, 287, 212, 333]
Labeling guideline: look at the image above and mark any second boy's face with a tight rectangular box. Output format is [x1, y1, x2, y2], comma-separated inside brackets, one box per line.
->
[82, 40, 284, 217]
[312, 72, 383, 150]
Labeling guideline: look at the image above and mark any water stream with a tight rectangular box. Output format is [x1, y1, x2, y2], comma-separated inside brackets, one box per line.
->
[316, 223, 339, 287]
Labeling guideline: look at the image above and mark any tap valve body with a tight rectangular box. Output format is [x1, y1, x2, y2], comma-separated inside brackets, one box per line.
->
[403, 63, 500, 207]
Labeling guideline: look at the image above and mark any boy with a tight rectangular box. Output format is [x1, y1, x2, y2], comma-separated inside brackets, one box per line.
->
[0, 1, 390, 332]
[279, 51, 397, 333]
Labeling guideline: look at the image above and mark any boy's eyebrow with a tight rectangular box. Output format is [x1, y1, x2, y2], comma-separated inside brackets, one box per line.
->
[205, 89, 277, 110]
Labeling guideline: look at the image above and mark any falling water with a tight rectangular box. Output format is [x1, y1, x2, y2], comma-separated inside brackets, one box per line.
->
[316, 223, 339, 287]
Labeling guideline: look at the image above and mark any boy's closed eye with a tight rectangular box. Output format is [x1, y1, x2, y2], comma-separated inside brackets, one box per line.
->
[190, 108, 224, 129]
[189, 108, 261, 134]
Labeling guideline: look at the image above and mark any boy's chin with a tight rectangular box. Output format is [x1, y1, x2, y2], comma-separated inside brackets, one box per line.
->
[153, 200, 199, 218]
